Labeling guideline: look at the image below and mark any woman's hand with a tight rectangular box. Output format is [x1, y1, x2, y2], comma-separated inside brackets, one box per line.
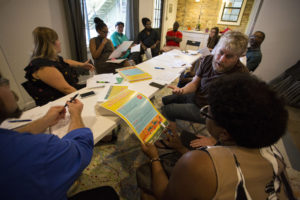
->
[81, 59, 95, 71]
[141, 143, 159, 159]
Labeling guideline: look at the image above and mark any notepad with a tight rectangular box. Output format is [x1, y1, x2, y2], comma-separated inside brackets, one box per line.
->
[117, 66, 152, 82]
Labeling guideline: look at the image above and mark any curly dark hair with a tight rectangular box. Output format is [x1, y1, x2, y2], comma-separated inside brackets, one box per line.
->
[94, 17, 107, 32]
[208, 73, 288, 148]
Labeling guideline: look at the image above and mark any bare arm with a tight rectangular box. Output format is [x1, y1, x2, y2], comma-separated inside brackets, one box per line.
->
[174, 37, 182, 43]
[15, 106, 66, 134]
[64, 59, 95, 71]
[168, 75, 201, 95]
[34, 67, 76, 94]
[89, 38, 107, 59]
[166, 35, 174, 41]
[141, 143, 169, 199]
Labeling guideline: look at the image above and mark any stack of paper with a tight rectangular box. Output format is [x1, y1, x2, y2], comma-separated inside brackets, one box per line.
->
[117, 66, 152, 82]
[108, 41, 133, 59]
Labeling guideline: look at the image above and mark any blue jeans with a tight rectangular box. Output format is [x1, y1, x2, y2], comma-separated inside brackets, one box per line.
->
[161, 93, 205, 123]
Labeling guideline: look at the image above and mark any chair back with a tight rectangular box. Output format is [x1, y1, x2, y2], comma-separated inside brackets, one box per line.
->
[185, 40, 201, 51]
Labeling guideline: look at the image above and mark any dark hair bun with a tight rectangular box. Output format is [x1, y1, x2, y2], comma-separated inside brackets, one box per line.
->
[94, 17, 103, 25]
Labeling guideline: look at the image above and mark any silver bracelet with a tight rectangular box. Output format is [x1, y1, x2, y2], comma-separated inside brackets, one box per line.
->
[150, 157, 161, 164]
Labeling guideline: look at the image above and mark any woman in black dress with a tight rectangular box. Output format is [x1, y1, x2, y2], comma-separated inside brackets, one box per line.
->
[23, 27, 94, 106]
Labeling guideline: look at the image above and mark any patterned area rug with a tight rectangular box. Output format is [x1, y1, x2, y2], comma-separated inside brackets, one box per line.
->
[67, 78, 300, 199]
[67, 80, 180, 200]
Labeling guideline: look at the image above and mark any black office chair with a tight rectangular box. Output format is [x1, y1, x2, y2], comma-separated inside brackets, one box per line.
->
[185, 40, 201, 51]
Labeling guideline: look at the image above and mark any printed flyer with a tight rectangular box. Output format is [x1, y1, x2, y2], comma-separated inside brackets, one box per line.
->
[98, 89, 168, 143]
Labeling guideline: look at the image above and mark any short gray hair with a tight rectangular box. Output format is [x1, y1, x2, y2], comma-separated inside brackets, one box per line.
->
[215, 31, 248, 57]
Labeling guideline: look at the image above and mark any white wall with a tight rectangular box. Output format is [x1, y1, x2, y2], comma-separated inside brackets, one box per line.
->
[252, 0, 300, 82]
[139, 0, 154, 31]
[0, 0, 71, 109]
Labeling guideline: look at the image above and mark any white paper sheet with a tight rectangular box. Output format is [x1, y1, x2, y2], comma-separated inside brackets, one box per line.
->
[152, 71, 180, 84]
[145, 48, 152, 59]
[198, 47, 211, 57]
[131, 44, 140, 52]
[106, 59, 126, 63]
[108, 41, 133, 59]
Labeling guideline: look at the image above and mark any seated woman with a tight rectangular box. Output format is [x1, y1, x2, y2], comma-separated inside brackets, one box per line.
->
[110, 21, 141, 65]
[90, 17, 130, 74]
[139, 74, 294, 200]
[207, 27, 220, 51]
[137, 18, 160, 59]
[23, 27, 94, 106]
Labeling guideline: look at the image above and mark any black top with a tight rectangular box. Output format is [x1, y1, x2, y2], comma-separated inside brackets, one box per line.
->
[137, 28, 159, 47]
[23, 56, 82, 106]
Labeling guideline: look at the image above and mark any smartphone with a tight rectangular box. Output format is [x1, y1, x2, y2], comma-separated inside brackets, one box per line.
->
[149, 82, 165, 89]
[80, 91, 95, 98]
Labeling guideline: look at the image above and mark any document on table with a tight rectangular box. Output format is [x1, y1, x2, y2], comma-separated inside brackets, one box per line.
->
[86, 73, 116, 88]
[108, 41, 133, 59]
[106, 59, 126, 63]
[152, 71, 180, 84]
[131, 44, 140, 52]
[0, 102, 63, 130]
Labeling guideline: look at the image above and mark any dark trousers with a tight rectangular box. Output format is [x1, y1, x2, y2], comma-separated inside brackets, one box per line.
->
[161, 94, 205, 124]
[68, 186, 119, 200]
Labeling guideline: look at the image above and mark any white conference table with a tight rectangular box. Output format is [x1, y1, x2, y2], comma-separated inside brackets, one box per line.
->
[10, 50, 202, 144]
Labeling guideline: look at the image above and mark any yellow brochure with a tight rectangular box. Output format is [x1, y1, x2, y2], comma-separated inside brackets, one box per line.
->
[97, 89, 168, 143]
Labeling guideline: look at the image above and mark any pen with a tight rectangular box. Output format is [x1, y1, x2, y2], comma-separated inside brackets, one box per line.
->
[8, 119, 32, 123]
[64, 93, 79, 107]
[155, 67, 165, 70]
[96, 81, 110, 83]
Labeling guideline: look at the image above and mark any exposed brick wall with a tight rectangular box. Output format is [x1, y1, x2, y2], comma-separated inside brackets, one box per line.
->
[176, 0, 254, 33]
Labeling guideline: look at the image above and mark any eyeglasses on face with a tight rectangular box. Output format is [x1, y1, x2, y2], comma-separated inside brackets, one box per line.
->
[0, 77, 9, 86]
[200, 105, 214, 120]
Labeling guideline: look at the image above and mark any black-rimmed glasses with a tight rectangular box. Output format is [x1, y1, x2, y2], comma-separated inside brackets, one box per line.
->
[0, 77, 9, 86]
[200, 105, 214, 120]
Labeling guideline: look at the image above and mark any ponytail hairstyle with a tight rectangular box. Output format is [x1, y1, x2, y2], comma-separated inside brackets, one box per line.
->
[31, 27, 59, 60]
[94, 17, 107, 32]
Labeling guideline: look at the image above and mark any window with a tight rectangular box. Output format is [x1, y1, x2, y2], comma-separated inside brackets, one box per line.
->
[153, 0, 162, 28]
[84, 0, 127, 45]
[217, 0, 247, 26]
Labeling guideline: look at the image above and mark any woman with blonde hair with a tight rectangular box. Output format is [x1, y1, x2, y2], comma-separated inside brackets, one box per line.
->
[23, 27, 94, 106]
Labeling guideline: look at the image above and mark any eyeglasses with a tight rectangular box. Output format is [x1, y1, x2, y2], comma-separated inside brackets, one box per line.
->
[101, 30, 109, 34]
[0, 77, 9, 86]
[200, 105, 214, 120]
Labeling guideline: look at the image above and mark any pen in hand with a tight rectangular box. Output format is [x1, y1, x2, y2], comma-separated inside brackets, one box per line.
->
[8, 119, 32, 123]
[64, 93, 79, 107]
